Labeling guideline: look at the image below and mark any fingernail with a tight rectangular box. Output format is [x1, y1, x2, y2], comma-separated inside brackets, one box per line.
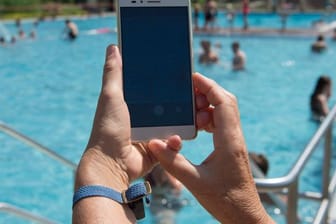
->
[107, 45, 117, 57]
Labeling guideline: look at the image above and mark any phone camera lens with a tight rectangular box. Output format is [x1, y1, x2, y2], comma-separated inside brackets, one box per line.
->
[140, 0, 143, 3]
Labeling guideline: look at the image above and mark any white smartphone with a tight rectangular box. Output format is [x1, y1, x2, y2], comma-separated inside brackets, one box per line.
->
[117, 0, 196, 141]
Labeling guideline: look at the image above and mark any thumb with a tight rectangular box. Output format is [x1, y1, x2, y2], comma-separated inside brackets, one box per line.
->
[102, 45, 123, 93]
[148, 138, 198, 188]
[100, 45, 125, 108]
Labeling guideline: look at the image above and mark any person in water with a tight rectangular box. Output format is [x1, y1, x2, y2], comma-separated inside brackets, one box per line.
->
[231, 41, 246, 71]
[145, 165, 186, 224]
[64, 19, 78, 40]
[311, 35, 327, 53]
[310, 75, 332, 121]
[199, 40, 218, 64]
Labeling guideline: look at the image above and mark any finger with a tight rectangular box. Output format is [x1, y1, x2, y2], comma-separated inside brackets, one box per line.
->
[195, 93, 209, 110]
[193, 72, 239, 120]
[193, 73, 225, 106]
[196, 108, 213, 131]
[148, 139, 198, 187]
[193, 73, 242, 149]
[102, 45, 123, 94]
[166, 135, 182, 152]
[99, 45, 125, 109]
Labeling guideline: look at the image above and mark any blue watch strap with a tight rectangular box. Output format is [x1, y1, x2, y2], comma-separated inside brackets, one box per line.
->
[73, 185, 123, 206]
[72, 182, 152, 208]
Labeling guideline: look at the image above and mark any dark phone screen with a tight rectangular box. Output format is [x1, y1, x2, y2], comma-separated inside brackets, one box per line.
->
[120, 7, 194, 127]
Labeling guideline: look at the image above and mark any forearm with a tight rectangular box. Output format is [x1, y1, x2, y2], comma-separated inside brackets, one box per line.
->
[72, 148, 136, 224]
[72, 197, 135, 224]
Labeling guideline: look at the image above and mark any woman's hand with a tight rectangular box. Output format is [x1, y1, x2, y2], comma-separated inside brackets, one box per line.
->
[147, 73, 274, 223]
[73, 45, 182, 223]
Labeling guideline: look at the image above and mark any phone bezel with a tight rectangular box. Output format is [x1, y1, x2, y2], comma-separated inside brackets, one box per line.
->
[117, 0, 196, 141]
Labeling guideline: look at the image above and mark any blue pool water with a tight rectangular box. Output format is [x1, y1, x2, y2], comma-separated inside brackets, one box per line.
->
[1, 15, 336, 223]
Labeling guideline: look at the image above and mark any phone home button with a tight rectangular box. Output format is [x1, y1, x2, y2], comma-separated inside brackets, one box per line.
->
[153, 105, 164, 116]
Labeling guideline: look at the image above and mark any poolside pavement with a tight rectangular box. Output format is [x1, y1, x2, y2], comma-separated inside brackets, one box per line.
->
[193, 27, 335, 38]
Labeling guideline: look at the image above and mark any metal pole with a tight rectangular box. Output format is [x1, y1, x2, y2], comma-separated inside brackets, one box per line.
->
[321, 126, 333, 223]
[287, 180, 298, 224]
[322, 127, 332, 198]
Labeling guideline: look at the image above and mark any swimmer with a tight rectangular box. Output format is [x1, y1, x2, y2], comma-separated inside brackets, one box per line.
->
[249, 152, 269, 176]
[145, 165, 185, 224]
[310, 75, 332, 121]
[199, 40, 219, 64]
[0, 36, 5, 46]
[18, 29, 25, 39]
[29, 20, 39, 39]
[29, 30, 36, 39]
[311, 35, 327, 53]
[10, 36, 16, 44]
[231, 41, 246, 71]
[64, 19, 78, 40]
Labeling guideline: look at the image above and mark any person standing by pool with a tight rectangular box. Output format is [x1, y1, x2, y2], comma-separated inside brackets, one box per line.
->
[203, 0, 218, 31]
[193, 3, 201, 31]
[242, 0, 249, 30]
[64, 19, 78, 40]
[199, 40, 219, 64]
[311, 35, 327, 53]
[226, 4, 235, 31]
[231, 41, 246, 71]
[310, 75, 332, 121]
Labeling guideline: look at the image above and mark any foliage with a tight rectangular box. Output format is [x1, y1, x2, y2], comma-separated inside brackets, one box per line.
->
[0, 0, 76, 6]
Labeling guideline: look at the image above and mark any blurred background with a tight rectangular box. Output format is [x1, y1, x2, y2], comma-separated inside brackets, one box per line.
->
[0, 0, 336, 20]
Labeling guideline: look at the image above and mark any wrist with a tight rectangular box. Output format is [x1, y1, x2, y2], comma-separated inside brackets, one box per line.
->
[75, 147, 129, 192]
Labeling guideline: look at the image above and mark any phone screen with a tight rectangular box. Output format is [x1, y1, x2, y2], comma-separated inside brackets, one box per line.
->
[120, 6, 194, 128]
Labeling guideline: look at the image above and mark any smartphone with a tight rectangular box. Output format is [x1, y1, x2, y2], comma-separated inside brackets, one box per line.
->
[117, 0, 196, 141]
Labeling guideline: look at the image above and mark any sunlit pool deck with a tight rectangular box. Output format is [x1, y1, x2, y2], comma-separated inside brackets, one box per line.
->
[193, 27, 334, 37]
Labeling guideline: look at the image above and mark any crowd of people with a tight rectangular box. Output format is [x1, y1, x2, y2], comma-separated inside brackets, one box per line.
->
[193, 0, 250, 32]
[0, 18, 78, 46]
[198, 39, 246, 71]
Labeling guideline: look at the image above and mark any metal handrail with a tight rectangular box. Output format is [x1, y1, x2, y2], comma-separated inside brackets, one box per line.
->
[254, 104, 336, 223]
[0, 202, 57, 224]
[313, 171, 336, 224]
[0, 122, 77, 171]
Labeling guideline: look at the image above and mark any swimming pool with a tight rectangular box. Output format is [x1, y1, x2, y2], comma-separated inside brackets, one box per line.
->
[0, 15, 336, 223]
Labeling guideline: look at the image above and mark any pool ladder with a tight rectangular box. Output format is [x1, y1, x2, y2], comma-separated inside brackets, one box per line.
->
[255, 104, 336, 224]
[1, 103, 336, 223]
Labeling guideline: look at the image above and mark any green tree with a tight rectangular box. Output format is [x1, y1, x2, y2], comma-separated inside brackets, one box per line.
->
[0, 0, 40, 6]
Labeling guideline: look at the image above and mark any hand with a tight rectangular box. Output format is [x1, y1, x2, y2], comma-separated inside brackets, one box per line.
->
[73, 45, 182, 223]
[147, 73, 274, 223]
